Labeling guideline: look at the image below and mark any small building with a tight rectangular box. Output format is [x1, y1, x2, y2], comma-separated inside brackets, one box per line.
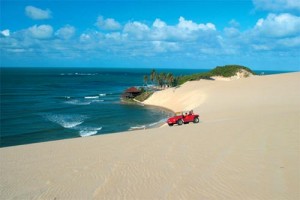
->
[122, 87, 141, 99]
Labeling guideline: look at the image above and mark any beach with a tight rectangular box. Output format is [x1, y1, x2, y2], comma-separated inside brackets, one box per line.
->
[1, 72, 299, 199]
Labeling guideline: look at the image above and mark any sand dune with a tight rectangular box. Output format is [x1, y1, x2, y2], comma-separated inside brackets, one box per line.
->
[1, 72, 299, 199]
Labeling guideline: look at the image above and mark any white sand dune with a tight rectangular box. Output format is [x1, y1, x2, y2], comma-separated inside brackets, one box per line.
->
[1, 72, 299, 199]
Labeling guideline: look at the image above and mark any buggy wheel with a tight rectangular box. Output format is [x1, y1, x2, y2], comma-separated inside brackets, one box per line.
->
[193, 117, 199, 123]
[177, 119, 183, 125]
[168, 124, 173, 127]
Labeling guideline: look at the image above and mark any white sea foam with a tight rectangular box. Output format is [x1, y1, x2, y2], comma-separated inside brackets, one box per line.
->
[65, 100, 91, 105]
[77, 73, 97, 76]
[84, 96, 99, 99]
[148, 122, 160, 127]
[79, 127, 102, 137]
[79, 130, 97, 137]
[99, 93, 106, 96]
[129, 125, 146, 131]
[45, 114, 87, 128]
[60, 73, 97, 76]
[65, 98, 104, 105]
[129, 118, 167, 131]
[91, 100, 104, 103]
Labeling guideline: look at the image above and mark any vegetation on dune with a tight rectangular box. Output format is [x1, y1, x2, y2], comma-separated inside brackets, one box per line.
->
[176, 65, 255, 85]
[128, 65, 255, 103]
[209, 65, 255, 77]
[135, 70, 177, 102]
[134, 90, 154, 102]
[143, 70, 176, 88]
[176, 73, 213, 85]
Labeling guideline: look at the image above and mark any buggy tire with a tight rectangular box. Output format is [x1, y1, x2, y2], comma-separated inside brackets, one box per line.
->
[193, 117, 199, 123]
[177, 119, 183, 125]
[168, 124, 174, 127]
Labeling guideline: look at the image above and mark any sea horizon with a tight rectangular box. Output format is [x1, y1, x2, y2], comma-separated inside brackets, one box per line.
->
[1, 66, 297, 75]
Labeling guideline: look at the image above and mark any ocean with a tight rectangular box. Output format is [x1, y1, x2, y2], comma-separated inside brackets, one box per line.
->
[1, 67, 212, 147]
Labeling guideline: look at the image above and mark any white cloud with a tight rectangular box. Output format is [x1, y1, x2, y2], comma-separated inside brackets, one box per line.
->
[178, 17, 198, 31]
[277, 36, 300, 47]
[25, 6, 52, 20]
[95, 16, 121, 31]
[79, 33, 91, 42]
[153, 19, 167, 29]
[254, 13, 300, 37]
[253, 0, 300, 12]
[224, 27, 240, 37]
[55, 25, 75, 40]
[178, 16, 216, 31]
[123, 21, 150, 40]
[105, 32, 123, 41]
[173, 17, 216, 41]
[152, 41, 179, 53]
[1, 29, 10, 37]
[151, 19, 172, 40]
[28, 25, 53, 39]
[146, 17, 216, 42]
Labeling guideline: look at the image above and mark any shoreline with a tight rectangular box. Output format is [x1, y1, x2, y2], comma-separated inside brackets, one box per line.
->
[121, 96, 175, 130]
[125, 104, 174, 131]
[1, 72, 299, 199]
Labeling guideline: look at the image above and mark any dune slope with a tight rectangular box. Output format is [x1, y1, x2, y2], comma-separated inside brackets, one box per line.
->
[1, 72, 299, 199]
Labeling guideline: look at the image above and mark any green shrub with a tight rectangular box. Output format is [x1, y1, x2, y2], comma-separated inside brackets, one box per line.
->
[209, 65, 255, 77]
[176, 65, 254, 85]
[134, 91, 154, 102]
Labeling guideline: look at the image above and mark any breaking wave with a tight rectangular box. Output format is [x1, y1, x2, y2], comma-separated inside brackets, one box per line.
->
[60, 73, 97, 76]
[129, 118, 167, 131]
[65, 99, 92, 105]
[78, 127, 102, 137]
[45, 114, 87, 128]
[129, 125, 146, 131]
[84, 96, 99, 99]
[65, 98, 104, 105]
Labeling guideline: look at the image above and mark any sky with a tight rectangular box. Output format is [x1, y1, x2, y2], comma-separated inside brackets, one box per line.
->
[0, 0, 300, 70]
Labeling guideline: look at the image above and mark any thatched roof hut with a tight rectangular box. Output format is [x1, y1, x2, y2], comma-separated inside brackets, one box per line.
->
[122, 87, 141, 98]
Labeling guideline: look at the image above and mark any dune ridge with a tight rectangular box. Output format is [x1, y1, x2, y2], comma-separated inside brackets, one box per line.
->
[1, 72, 299, 199]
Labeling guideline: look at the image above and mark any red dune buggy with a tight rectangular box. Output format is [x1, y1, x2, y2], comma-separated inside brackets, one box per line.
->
[167, 110, 199, 126]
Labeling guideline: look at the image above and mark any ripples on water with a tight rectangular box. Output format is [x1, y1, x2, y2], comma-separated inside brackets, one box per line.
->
[1, 68, 186, 147]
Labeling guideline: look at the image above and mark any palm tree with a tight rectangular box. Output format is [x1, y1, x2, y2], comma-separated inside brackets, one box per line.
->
[160, 72, 167, 88]
[166, 73, 174, 87]
[155, 73, 163, 88]
[143, 75, 148, 86]
[150, 69, 156, 84]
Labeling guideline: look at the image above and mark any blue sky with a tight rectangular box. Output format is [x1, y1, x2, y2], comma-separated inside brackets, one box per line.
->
[1, 0, 300, 70]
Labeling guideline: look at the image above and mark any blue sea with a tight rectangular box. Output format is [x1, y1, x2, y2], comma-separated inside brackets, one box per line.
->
[1, 67, 216, 147]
